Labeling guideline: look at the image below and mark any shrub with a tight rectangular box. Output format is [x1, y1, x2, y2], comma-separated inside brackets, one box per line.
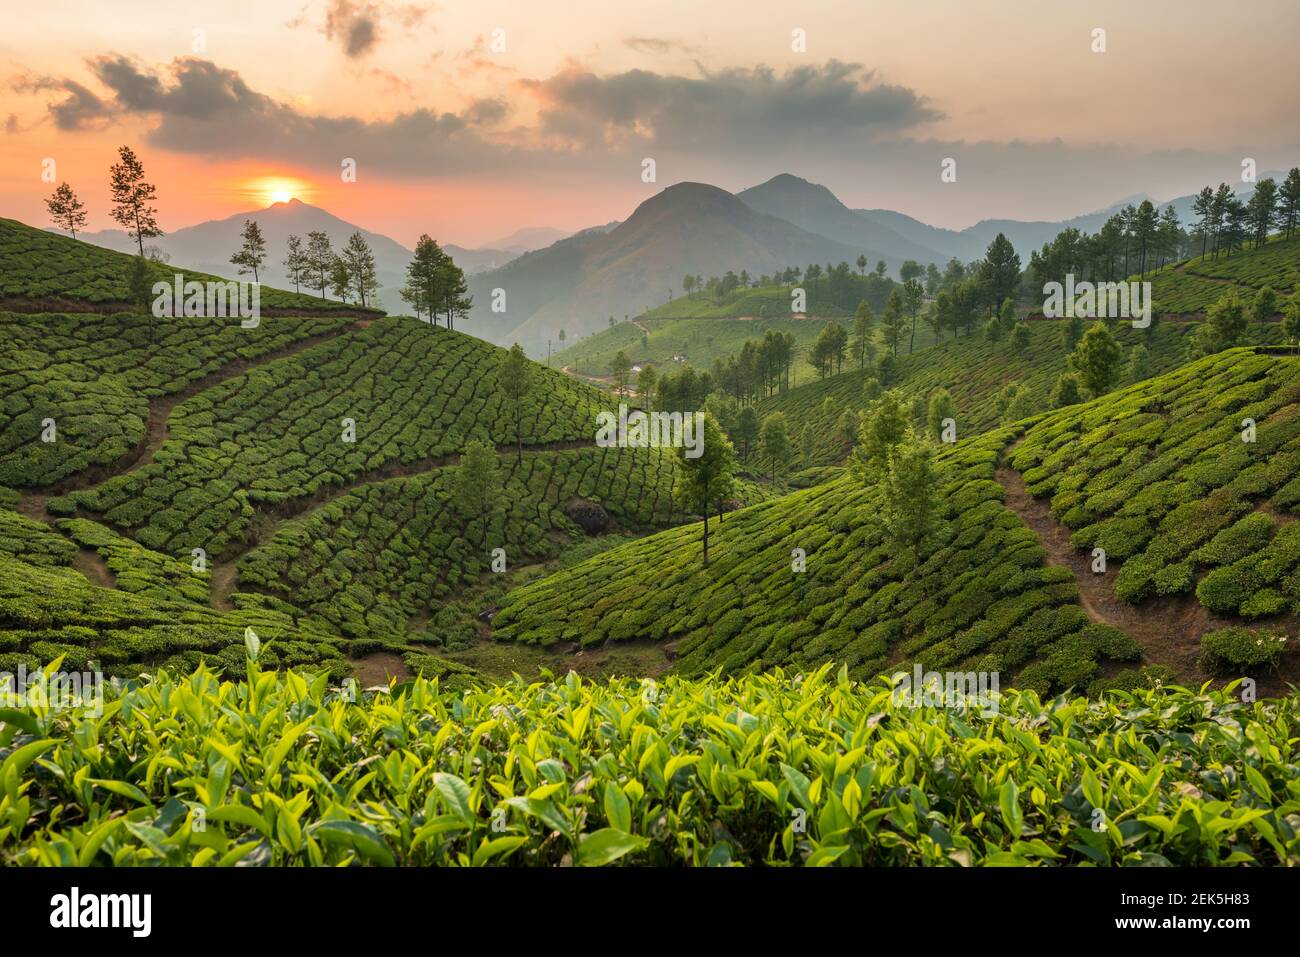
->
[1199, 626, 1287, 674]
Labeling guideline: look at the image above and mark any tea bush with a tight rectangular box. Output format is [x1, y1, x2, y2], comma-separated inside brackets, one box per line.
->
[3, 661, 1298, 866]
[68, 319, 606, 556]
[0, 310, 353, 487]
[1200, 626, 1288, 674]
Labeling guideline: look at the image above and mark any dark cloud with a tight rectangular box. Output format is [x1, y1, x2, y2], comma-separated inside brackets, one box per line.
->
[320, 0, 433, 58]
[4, 113, 18, 133]
[12, 75, 111, 130]
[624, 36, 701, 56]
[529, 61, 942, 150]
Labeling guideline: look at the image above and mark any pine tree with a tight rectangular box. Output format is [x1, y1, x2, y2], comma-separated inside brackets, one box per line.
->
[230, 219, 267, 283]
[306, 231, 334, 299]
[340, 232, 379, 308]
[282, 234, 307, 293]
[453, 440, 503, 550]
[108, 146, 162, 257]
[46, 182, 87, 239]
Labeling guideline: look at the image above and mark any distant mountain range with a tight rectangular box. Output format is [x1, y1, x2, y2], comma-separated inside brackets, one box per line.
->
[68, 170, 1289, 354]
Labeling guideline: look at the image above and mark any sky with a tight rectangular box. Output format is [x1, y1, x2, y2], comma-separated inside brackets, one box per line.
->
[2, 0, 1298, 248]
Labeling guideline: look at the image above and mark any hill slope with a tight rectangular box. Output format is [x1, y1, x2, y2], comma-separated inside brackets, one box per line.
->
[493, 348, 1300, 693]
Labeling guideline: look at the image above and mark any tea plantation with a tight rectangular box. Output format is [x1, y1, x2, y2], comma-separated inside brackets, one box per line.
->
[4, 660, 1298, 866]
[496, 349, 1300, 692]
[1009, 348, 1300, 625]
[61, 319, 606, 556]
[0, 311, 354, 487]
[758, 321, 1213, 467]
[0, 218, 371, 314]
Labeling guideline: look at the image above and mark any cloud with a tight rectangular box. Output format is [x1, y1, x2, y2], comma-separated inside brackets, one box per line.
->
[4, 113, 17, 134]
[12, 75, 111, 130]
[528, 61, 942, 150]
[624, 36, 701, 56]
[319, 0, 433, 58]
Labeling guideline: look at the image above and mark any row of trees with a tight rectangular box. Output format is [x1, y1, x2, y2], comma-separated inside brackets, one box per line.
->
[1191, 170, 1300, 259]
[399, 235, 471, 329]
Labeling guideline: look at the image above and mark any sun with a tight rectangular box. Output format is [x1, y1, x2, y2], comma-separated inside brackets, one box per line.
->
[250, 176, 307, 207]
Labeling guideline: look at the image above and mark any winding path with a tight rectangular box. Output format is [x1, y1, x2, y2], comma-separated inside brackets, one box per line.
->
[994, 438, 1247, 686]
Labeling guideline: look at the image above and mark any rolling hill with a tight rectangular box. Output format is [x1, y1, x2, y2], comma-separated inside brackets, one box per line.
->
[494, 348, 1300, 695]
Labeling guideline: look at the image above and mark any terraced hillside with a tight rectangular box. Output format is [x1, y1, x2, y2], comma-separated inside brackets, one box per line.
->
[760, 320, 1287, 466]
[1, 311, 355, 487]
[57, 319, 603, 556]
[1141, 233, 1300, 316]
[494, 348, 1300, 694]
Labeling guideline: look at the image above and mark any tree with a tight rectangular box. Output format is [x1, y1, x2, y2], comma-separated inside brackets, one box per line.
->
[453, 440, 502, 549]
[1062, 314, 1084, 350]
[760, 412, 792, 482]
[558, 328, 566, 345]
[882, 288, 905, 357]
[1245, 178, 1278, 248]
[926, 389, 954, 441]
[979, 233, 1021, 314]
[1051, 372, 1083, 408]
[800, 424, 814, 464]
[856, 254, 867, 277]
[673, 412, 736, 567]
[874, 260, 887, 278]
[880, 438, 941, 553]
[733, 406, 759, 462]
[282, 234, 307, 293]
[109, 145, 162, 257]
[46, 182, 87, 238]
[1282, 291, 1300, 345]
[683, 274, 696, 299]
[1010, 320, 1031, 352]
[1069, 323, 1121, 395]
[328, 256, 352, 302]
[340, 232, 379, 308]
[403, 234, 447, 325]
[230, 219, 267, 284]
[1192, 186, 1214, 258]
[498, 343, 533, 461]
[851, 301, 874, 368]
[610, 350, 631, 395]
[925, 263, 942, 296]
[850, 391, 909, 478]
[305, 231, 334, 299]
[128, 254, 155, 342]
[1206, 290, 1248, 350]
[439, 255, 472, 331]
[637, 364, 657, 406]
[902, 278, 924, 353]
[1253, 286, 1278, 323]
[899, 260, 923, 284]
[1279, 168, 1300, 240]
[1124, 343, 1151, 382]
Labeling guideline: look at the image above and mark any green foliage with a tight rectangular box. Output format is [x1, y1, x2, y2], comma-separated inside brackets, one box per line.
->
[1200, 626, 1288, 674]
[6, 662, 1298, 866]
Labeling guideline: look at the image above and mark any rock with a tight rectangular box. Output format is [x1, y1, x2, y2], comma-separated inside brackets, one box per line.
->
[565, 499, 609, 535]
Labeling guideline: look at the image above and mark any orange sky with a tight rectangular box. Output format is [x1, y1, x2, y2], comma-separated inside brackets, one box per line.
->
[3, 0, 1298, 247]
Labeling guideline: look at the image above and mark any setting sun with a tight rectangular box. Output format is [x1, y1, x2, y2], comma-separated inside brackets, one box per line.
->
[248, 176, 308, 207]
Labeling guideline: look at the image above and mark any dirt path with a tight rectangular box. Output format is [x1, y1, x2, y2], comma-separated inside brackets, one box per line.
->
[994, 440, 1231, 685]
[23, 323, 358, 498]
[10, 322, 360, 594]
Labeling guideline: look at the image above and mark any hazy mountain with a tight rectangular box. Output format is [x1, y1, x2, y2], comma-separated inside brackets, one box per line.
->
[486, 226, 572, 254]
[467, 182, 864, 352]
[738, 174, 947, 268]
